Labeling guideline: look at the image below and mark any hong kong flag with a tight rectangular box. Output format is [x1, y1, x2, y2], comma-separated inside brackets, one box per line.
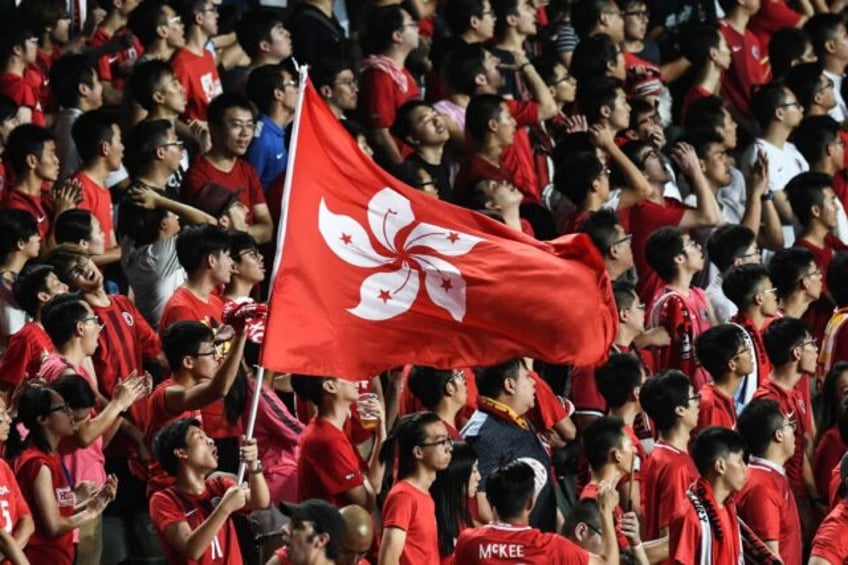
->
[260, 73, 618, 379]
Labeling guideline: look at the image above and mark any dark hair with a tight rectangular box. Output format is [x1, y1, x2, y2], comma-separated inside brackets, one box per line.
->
[118, 200, 169, 248]
[639, 370, 693, 432]
[52, 374, 97, 410]
[576, 76, 623, 124]
[683, 95, 728, 132]
[695, 324, 747, 382]
[71, 109, 117, 163]
[563, 499, 602, 539]
[570, 33, 619, 82]
[246, 64, 289, 116]
[54, 209, 94, 247]
[444, 43, 488, 96]
[312, 57, 357, 91]
[42, 244, 88, 285]
[129, 59, 175, 111]
[678, 129, 725, 160]
[173, 0, 209, 34]
[612, 279, 638, 310]
[485, 460, 537, 520]
[785, 62, 826, 112]
[6, 124, 54, 176]
[792, 115, 840, 167]
[391, 99, 431, 141]
[18, 0, 67, 37]
[0, 209, 38, 260]
[595, 353, 643, 409]
[0, 19, 36, 68]
[229, 230, 259, 262]
[769, 27, 812, 80]
[235, 10, 284, 59]
[691, 426, 746, 476]
[570, 0, 612, 38]
[0, 95, 16, 124]
[582, 415, 626, 472]
[6, 385, 61, 460]
[768, 247, 816, 300]
[126, 119, 174, 173]
[13, 264, 60, 318]
[737, 399, 786, 458]
[829, 252, 848, 307]
[785, 171, 832, 226]
[750, 83, 790, 131]
[49, 53, 98, 109]
[380, 411, 443, 482]
[492, 0, 520, 38]
[364, 5, 406, 55]
[207, 92, 257, 129]
[804, 13, 844, 59]
[40, 292, 88, 347]
[475, 358, 525, 399]
[408, 366, 455, 410]
[578, 208, 621, 256]
[679, 25, 722, 68]
[161, 320, 215, 370]
[722, 263, 771, 310]
[290, 375, 332, 406]
[430, 442, 477, 556]
[443, 0, 486, 36]
[126, 0, 169, 46]
[646, 227, 685, 282]
[763, 317, 810, 366]
[707, 225, 756, 273]
[466, 94, 506, 144]
[816, 361, 848, 444]
[554, 151, 604, 206]
[176, 225, 232, 275]
[153, 417, 203, 475]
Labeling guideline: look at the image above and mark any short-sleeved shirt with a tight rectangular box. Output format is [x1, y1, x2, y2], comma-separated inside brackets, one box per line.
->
[752, 381, 808, 496]
[87, 27, 142, 90]
[382, 480, 440, 565]
[0, 321, 53, 391]
[749, 0, 803, 55]
[181, 156, 266, 224]
[580, 482, 628, 549]
[359, 65, 420, 130]
[246, 114, 287, 191]
[629, 198, 688, 303]
[719, 20, 768, 118]
[74, 171, 116, 248]
[809, 500, 848, 563]
[454, 523, 590, 564]
[14, 447, 75, 565]
[669, 483, 742, 565]
[735, 457, 801, 565]
[0, 459, 30, 535]
[0, 69, 45, 126]
[150, 475, 243, 565]
[297, 417, 366, 506]
[286, 2, 347, 66]
[121, 235, 186, 329]
[641, 441, 699, 540]
[695, 383, 737, 435]
[2, 189, 51, 241]
[813, 426, 847, 502]
[171, 48, 222, 122]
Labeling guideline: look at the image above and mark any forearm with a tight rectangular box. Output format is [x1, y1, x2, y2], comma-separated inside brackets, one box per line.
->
[660, 57, 691, 84]
[366, 433, 387, 503]
[0, 529, 28, 565]
[182, 506, 233, 560]
[92, 246, 121, 267]
[608, 144, 651, 202]
[246, 469, 271, 510]
[758, 200, 785, 250]
[77, 401, 125, 446]
[598, 511, 620, 564]
[246, 220, 272, 245]
[371, 129, 403, 165]
[739, 193, 762, 236]
[12, 515, 33, 549]
[643, 536, 669, 564]
[520, 65, 558, 120]
[155, 194, 216, 225]
[209, 334, 247, 399]
[690, 172, 721, 226]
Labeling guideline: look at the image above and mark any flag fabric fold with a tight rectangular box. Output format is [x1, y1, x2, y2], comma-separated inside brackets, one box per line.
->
[260, 75, 618, 379]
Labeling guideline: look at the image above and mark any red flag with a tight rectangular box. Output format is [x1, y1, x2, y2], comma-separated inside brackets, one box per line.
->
[260, 76, 618, 379]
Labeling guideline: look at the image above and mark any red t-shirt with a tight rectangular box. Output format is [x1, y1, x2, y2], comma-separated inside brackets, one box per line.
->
[87, 27, 142, 90]
[398, 366, 478, 427]
[382, 480, 440, 565]
[171, 48, 223, 122]
[453, 523, 590, 564]
[681, 85, 712, 122]
[814, 425, 847, 502]
[694, 383, 737, 436]
[629, 198, 688, 303]
[14, 447, 74, 565]
[150, 475, 242, 565]
[297, 417, 366, 506]
[0, 321, 53, 392]
[749, 1, 803, 56]
[719, 20, 769, 118]
[0, 68, 45, 126]
[2, 188, 52, 241]
[359, 66, 420, 130]
[0, 459, 30, 538]
[735, 457, 802, 565]
[74, 171, 116, 248]
[752, 381, 808, 496]
[669, 480, 742, 565]
[731, 312, 772, 388]
[181, 156, 266, 224]
[797, 235, 847, 342]
[810, 500, 848, 563]
[580, 481, 628, 549]
[641, 441, 699, 540]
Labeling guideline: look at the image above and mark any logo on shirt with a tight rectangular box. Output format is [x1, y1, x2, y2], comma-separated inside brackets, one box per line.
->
[56, 486, 74, 507]
[0, 486, 9, 496]
[122, 311, 135, 327]
[751, 46, 760, 59]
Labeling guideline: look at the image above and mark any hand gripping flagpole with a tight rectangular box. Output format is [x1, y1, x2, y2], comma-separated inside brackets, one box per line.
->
[237, 59, 309, 485]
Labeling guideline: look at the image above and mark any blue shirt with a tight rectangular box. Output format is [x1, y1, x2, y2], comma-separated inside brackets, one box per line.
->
[246, 114, 287, 192]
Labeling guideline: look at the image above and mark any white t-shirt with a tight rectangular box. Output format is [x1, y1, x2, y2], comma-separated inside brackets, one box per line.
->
[825, 70, 847, 124]
[120, 236, 186, 329]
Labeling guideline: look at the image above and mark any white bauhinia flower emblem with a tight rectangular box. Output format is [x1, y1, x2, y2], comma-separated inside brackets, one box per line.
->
[318, 188, 484, 322]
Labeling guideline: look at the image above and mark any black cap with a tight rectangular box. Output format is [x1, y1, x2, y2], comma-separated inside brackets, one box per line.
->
[279, 499, 346, 542]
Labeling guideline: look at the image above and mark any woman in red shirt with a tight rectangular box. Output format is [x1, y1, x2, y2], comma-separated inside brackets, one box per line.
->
[429, 441, 481, 565]
[9, 385, 116, 565]
[813, 362, 848, 497]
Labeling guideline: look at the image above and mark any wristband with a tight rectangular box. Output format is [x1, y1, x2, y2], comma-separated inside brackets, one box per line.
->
[249, 462, 263, 475]
[760, 190, 775, 202]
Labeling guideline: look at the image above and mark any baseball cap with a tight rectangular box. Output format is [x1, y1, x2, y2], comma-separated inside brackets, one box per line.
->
[279, 499, 346, 543]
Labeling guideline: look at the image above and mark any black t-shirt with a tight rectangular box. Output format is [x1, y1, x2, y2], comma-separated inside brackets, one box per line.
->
[286, 3, 348, 66]
[406, 153, 452, 202]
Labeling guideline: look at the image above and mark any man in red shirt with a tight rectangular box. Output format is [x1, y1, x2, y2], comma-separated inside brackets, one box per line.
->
[810, 454, 848, 564]
[293, 373, 386, 512]
[454, 459, 619, 564]
[171, 0, 222, 121]
[639, 370, 700, 541]
[669, 427, 747, 565]
[149, 417, 269, 565]
[719, 0, 770, 123]
[749, 0, 808, 59]
[819, 253, 848, 379]
[181, 92, 273, 244]
[0, 26, 46, 126]
[693, 324, 753, 434]
[86, 0, 142, 105]
[736, 398, 802, 565]
[270, 503, 373, 565]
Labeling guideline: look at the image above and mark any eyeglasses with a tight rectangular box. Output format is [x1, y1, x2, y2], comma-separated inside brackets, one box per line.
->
[335, 78, 358, 88]
[239, 248, 261, 260]
[48, 403, 71, 414]
[759, 287, 778, 297]
[738, 248, 761, 259]
[613, 233, 633, 246]
[585, 522, 603, 536]
[732, 346, 750, 359]
[779, 100, 802, 109]
[687, 393, 702, 403]
[553, 73, 575, 85]
[802, 267, 823, 279]
[419, 437, 454, 449]
[80, 315, 104, 331]
[227, 120, 255, 131]
[282, 80, 298, 88]
[168, 15, 182, 25]
[199, 5, 218, 13]
[418, 180, 437, 189]
[780, 419, 798, 432]
[816, 78, 835, 93]
[447, 370, 466, 386]
[159, 140, 184, 149]
[799, 338, 817, 349]
[400, 21, 420, 29]
[682, 239, 701, 251]
[193, 349, 221, 360]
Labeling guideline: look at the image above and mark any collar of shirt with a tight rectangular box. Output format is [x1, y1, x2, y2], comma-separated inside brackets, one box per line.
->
[748, 456, 785, 477]
[258, 113, 284, 138]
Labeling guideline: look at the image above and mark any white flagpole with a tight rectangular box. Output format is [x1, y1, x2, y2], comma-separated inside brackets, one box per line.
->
[238, 61, 310, 485]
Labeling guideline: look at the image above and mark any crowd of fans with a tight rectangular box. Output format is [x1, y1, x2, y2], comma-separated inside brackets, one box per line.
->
[1, 0, 848, 563]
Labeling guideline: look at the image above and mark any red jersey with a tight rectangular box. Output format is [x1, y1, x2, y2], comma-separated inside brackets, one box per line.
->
[580, 481, 628, 549]
[14, 447, 74, 565]
[87, 27, 142, 90]
[749, 1, 803, 56]
[810, 500, 848, 563]
[454, 523, 589, 564]
[73, 171, 116, 248]
[719, 20, 768, 118]
[0, 68, 45, 126]
[629, 198, 688, 303]
[694, 383, 737, 435]
[382, 480, 440, 565]
[359, 65, 420, 130]
[752, 380, 808, 496]
[0, 459, 30, 538]
[641, 441, 699, 540]
[0, 321, 52, 392]
[797, 235, 847, 343]
[669, 479, 742, 565]
[2, 188, 52, 241]
[297, 417, 366, 506]
[181, 156, 266, 223]
[682, 85, 712, 122]
[730, 312, 771, 389]
[398, 366, 477, 426]
[171, 48, 222, 121]
[150, 475, 242, 565]
[735, 457, 801, 565]
[813, 425, 847, 502]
